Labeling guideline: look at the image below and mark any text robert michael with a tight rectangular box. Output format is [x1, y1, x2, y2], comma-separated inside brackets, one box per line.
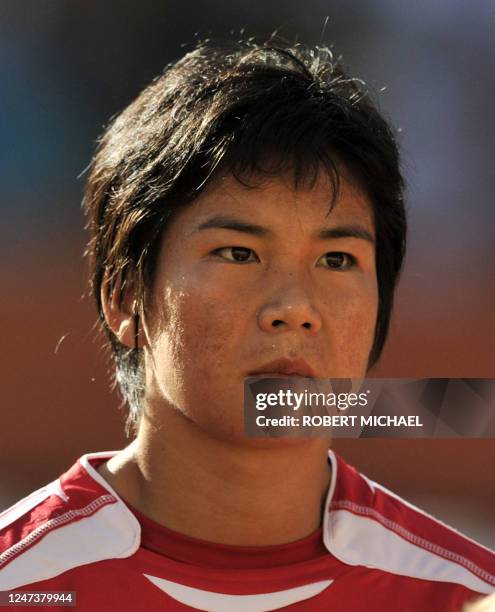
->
[255, 414, 424, 428]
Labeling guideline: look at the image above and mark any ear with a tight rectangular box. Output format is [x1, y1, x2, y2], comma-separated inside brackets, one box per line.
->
[100, 274, 144, 349]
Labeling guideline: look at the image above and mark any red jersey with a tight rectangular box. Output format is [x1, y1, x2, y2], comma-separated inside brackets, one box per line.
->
[0, 450, 493, 611]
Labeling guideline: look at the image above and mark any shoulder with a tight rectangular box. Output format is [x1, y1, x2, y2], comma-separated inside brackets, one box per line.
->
[325, 450, 495, 596]
[0, 452, 140, 591]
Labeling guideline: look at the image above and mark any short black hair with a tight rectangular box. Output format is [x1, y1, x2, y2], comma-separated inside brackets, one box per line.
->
[83, 38, 407, 434]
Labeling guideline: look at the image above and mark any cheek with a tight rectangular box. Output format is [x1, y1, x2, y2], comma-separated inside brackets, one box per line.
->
[322, 281, 378, 367]
[150, 283, 242, 382]
[145, 282, 246, 436]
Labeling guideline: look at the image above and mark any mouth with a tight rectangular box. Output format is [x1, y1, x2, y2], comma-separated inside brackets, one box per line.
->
[247, 357, 318, 379]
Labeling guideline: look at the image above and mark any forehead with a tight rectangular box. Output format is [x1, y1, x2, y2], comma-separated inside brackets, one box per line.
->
[171, 168, 375, 238]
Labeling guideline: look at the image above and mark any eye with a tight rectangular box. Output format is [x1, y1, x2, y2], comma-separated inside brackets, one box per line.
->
[212, 247, 259, 263]
[318, 252, 356, 270]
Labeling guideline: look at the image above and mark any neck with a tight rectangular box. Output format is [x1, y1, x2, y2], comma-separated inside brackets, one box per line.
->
[99, 406, 332, 547]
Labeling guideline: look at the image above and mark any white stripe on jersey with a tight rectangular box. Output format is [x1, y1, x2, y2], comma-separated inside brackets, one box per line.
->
[144, 574, 334, 611]
[0, 500, 140, 590]
[325, 507, 495, 595]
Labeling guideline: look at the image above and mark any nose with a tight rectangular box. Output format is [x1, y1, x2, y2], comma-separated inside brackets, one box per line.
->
[257, 286, 323, 334]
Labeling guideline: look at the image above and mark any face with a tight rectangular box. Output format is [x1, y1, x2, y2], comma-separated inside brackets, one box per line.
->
[141, 170, 378, 440]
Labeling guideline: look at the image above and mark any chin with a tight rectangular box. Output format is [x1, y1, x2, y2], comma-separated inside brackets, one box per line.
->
[199, 420, 328, 450]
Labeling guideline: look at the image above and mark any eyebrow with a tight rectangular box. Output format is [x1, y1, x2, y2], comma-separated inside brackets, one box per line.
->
[194, 214, 375, 244]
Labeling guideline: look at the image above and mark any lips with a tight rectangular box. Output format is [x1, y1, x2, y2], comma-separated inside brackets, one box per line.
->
[247, 357, 317, 378]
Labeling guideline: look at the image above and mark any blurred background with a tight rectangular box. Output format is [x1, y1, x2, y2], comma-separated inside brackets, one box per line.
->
[1, 1, 494, 546]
